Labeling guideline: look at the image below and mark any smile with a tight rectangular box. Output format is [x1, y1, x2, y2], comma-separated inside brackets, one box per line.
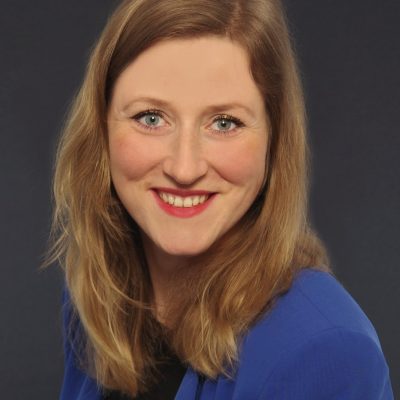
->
[151, 190, 217, 218]
[157, 191, 211, 208]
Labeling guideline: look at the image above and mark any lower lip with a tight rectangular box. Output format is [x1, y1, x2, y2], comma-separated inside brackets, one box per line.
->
[151, 190, 217, 218]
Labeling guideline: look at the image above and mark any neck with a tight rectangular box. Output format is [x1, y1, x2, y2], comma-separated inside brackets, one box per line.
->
[141, 232, 190, 326]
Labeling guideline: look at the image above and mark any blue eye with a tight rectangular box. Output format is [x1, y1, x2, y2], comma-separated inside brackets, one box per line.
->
[211, 115, 244, 134]
[132, 109, 165, 131]
[131, 109, 245, 135]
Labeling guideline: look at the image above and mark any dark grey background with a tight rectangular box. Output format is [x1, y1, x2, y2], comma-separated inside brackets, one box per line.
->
[1, 1, 398, 398]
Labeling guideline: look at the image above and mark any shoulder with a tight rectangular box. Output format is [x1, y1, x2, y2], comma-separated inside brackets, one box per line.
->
[245, 267, 383, 350]
[232, 268, 393, 399]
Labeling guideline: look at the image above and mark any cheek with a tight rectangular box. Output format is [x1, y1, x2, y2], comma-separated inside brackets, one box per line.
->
[211, 137, 267, 185]
[109, 134, 155, 181]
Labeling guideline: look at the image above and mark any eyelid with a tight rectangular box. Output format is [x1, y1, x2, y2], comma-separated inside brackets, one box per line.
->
[132, 108, 165, 121]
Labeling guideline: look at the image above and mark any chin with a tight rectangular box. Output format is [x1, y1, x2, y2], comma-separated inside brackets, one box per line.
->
[158, 239, 213, 257]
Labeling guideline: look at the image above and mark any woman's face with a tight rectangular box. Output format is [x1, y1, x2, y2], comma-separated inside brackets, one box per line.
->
[107, 36, 268, 261]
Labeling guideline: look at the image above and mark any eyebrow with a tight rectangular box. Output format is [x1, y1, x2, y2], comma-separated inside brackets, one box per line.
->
[122, 96, 256, 118]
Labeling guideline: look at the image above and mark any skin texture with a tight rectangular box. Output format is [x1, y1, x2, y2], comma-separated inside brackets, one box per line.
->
[107, 36, 269, 315]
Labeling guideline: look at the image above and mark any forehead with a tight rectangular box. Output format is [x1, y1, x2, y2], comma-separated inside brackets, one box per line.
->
[110, 36, 265, 115]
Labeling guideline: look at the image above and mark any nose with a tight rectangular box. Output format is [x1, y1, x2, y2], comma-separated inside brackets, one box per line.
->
[162, 126, 208, 186]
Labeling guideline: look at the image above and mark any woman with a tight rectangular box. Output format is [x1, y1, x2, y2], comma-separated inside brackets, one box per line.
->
[48, 0, 394, 399]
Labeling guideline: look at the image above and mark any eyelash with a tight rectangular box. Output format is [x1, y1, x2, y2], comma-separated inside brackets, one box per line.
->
[131, 108, 245, 135]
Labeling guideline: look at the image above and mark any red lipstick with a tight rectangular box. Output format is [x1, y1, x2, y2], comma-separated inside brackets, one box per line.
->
[153, 187, 215, 196]
[151, 189, 217, 218]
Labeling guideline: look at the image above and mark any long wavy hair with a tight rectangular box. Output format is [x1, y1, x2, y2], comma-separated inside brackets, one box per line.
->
[45, 0, 332, 396]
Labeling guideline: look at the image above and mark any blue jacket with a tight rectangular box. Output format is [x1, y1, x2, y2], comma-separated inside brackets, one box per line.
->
[60, 268, 394, 399]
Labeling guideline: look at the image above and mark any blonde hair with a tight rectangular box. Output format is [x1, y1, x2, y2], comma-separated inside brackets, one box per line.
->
[45, 0, 332, 396]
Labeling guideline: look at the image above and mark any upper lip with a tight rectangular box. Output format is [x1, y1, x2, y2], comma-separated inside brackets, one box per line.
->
[153, 187, 216, 196]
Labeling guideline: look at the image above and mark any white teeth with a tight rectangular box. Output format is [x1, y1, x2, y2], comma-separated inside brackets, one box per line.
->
[158, 191, 210, 207]
[183, 197, 192, 207]
[175, 197, 184, 207]
[159, 192, 168, 203]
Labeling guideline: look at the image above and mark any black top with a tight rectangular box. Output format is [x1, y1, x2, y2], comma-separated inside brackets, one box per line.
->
[101, 338, 187, 400]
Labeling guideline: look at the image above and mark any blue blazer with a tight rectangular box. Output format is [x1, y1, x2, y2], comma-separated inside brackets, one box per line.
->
[60, 268, 394, 399]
